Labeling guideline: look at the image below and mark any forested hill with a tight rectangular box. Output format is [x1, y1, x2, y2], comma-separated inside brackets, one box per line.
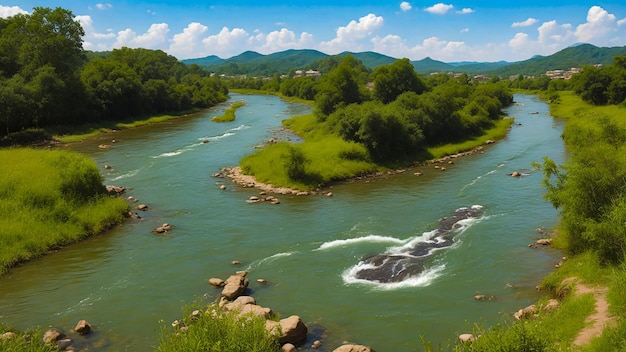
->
[183, 44, 626, 77]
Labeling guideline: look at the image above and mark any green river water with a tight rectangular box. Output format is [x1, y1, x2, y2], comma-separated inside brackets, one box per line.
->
[0, 94, 565, 351]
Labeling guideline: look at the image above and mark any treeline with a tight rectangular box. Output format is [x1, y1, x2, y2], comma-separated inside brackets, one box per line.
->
[231, 56, 512, 161]
[0, 7, 228, 138]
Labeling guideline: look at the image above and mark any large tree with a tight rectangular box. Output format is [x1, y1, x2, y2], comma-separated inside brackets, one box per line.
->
[373, 58, 426, 104]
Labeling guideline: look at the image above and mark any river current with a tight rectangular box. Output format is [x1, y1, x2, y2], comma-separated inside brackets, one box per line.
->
[0, 94, 565, 351]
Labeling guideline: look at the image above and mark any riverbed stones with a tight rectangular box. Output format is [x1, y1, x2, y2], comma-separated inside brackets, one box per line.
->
[221, 274, 249, 300]
[209, 278, 225, 287]
[459, 334, 476, 343]
[137, 204, 149, 211]
[282, 343, 297, 352]
[332, 344, 375, 352]
[152, 223, 172, 233]
[266, 315, 307, 345]
[514, 304, 538, 320]
[74, 320, 92, 335]
[43, 328, 66, 345]
[105, 185, 126, 196]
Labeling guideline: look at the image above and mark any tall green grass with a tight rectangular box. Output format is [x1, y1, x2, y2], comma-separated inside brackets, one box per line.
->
[0, 148, 128, 274]
[427, 118, 514, 159]
[156, 301, 279, 352]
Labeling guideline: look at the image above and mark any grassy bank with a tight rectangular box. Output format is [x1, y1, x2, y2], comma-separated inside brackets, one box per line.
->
[443, 91, 626, 351]
[0, 148, 129, 275]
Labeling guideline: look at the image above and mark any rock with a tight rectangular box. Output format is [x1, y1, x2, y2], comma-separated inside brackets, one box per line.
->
[332, 344, 374, 352]
[104, 163, 112, 169]
[266, 315, 307, 345]
[137, 204, 149, 211]
[282, 343, 298, 352]
[220, 184, 227, 190]
[296, 191, 309, 196]
[474, 294, 486, 301]
[221, 274, 248, 300]
[105, 185, 126, 195]
[257, 278, 268, 284]
[543, 299, 559, 311]
[510, 171, 522, 177]
[74, 320, 92, 335]
[485, 140, 495, 144]
[231, 260, 242, 265]
[536, 238, 552, 245]
[459, 334, 475, 343]
[208, 278, 225, 287]
[514, 304, 538, 320]
[0, 332, 17, 340]
[312, 340, 322, 349]
[326, 192, 334, 197]
[414, 172, 423, 176]
[43, 328, 65, 345]
[57, 338, 73, 350]
[152, 224, 172, 233]
[239, 304, 272, 318]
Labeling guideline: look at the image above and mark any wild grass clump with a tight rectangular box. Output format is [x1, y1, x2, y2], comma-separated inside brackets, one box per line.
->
[0, 148, 128, 274]
[0, 324, 57, 352]
[156, 301, 279, 352]
[213, 101, 246, 122]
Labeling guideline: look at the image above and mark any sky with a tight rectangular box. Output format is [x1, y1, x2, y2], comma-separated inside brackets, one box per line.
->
[1, 1, 626, 63]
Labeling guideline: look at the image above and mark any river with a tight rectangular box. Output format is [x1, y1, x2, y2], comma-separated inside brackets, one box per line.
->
[0, 94, 565, 351]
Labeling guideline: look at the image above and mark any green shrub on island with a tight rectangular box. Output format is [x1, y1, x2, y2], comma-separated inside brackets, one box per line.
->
[0, 148, 128, 275]
[156, 301, 279, 352]
[213, 101, 246, 122]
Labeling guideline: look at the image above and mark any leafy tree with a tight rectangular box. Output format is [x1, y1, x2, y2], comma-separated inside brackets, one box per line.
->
[314, 55, 369, 116]
[372, 58, 426, 104]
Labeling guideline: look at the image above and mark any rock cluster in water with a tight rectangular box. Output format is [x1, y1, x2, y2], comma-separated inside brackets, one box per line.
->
[206, 270, 375, 352]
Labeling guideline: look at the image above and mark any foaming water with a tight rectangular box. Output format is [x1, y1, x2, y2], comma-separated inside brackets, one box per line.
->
[342, 264, 446, 289]
[316, 235, 404, 251]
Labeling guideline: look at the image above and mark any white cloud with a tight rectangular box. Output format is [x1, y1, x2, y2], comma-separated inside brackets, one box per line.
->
[457, 8, 474, 15]
[319, 13, 384, 54]
[0, 5, 27, 18]
[114, 23, 170, 50]
[96, 3, 112, 10]
[508, 32, 530, 51]
[75, 15, 116, 51]
[460, 28, 469, 33]
[400, 2, 412, 12]
[201, 27, 254, 58]
[575, 6, 617, 42]
[372, 34, 467, 61]
[618, 18, 626, 26]
[512, 18, 538, 27]
[169, 22, 209, 59]
[424, 3, 453, 15]
[147, 9, 157, 15]
[258, 28, 315, 53]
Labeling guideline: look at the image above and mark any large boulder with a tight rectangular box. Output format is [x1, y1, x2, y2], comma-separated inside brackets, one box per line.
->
[42, 328, 66, 345]
[221, 274, 248, 300]
[333, 344, 375, 352]
[266, 315, 307, 345]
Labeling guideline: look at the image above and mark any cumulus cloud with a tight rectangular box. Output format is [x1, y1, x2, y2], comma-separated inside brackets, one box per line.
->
[114, 23, 170, 49]
[460, 28, 469, 33]
[400, 2, 412, 12]
[575, 6, 617, 42]
[75, 15, 116, 51]
[424, 3, 453, 15]
[257, 28, 315, 54]
[457, 8, 474, 14]
[201, 27, 254, 58]
[618, 18, 626, 26]
[372, 34, 467, 61]
[512, 18, 538, 27]
[169, 22, 209, 59]
[319, 13, 384, 53]
[0, 5, 27, 18]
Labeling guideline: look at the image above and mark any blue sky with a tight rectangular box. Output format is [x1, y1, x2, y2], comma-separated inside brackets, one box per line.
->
[2, 1, 626, 62]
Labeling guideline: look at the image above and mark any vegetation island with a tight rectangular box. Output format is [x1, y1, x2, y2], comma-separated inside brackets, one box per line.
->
[2, 6, 626, 352]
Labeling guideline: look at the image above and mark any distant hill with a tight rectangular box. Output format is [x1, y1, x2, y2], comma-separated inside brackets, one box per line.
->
[182, 44, 626, 77]
[487, 44, 626, 77]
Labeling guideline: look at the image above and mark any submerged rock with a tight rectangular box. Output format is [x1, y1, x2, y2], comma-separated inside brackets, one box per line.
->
[352, 206, 484, 283]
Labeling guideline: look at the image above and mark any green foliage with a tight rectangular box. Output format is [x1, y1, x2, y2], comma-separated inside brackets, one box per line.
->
[0, 7, 228, 138]
[156, 301, 280, 352]
[571, 56, 626, 105]
[314, 55, 370, 116]
[372, 58, 426, 103]
[538, 94, 626, 263]
[0, 148, 128, 274]
[213, 101, 246, 122]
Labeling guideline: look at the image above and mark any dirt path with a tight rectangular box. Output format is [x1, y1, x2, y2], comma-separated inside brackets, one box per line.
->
[568, 279, 616, 346]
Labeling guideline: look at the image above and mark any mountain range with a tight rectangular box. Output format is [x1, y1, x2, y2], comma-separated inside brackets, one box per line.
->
[182, 44, 626, 77]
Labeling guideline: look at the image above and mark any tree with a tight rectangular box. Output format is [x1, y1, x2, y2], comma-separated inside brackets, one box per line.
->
[372, 58, 426, 104]
[314, 55, 367, 117]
